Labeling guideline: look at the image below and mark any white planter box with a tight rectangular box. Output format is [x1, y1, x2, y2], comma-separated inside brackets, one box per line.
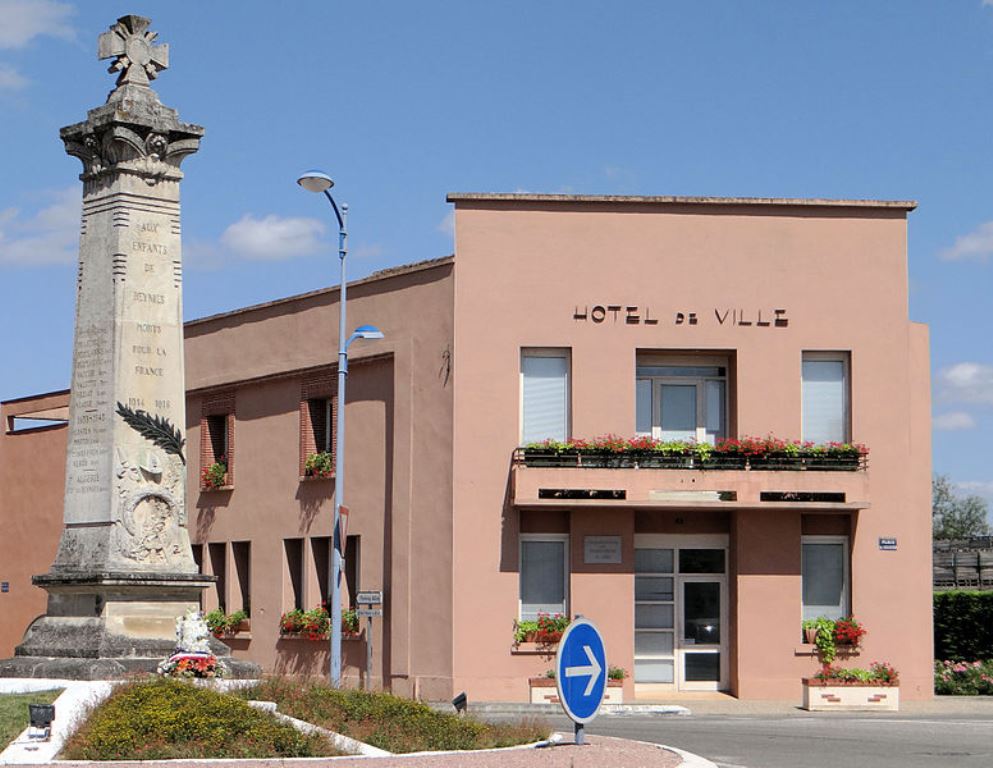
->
[802, 681, 899, 711]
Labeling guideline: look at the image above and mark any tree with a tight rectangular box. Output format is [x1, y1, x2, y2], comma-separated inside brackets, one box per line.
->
[933, 474, 992, 540]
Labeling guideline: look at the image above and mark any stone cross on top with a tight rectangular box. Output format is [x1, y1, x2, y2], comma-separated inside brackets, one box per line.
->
[98, 15, 168, 89]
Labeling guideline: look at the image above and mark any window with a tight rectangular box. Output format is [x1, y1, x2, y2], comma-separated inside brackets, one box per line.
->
[300, 374, 336, 476]
[231, 541, 251, 617]
[801, 536, 849, 621]
[519, 534, 568, 621]
[284, 538, 304, 611]
[313, 534, 360, 609]
[521, 349, 570, 444]
[802, 352, 850, 443]
[636, 356, 727, 444]
[200, 391, 234, 487]
[208, 542, 227, 614]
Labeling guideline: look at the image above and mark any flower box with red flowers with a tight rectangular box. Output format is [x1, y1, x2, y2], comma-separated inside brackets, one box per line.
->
[519, 436, 867, 471]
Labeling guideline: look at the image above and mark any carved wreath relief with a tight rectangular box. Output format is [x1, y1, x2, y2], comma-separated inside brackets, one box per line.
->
[113, 403, 188, 567]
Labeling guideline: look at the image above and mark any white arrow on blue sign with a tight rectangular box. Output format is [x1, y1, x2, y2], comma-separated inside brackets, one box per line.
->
[555, 617, 607, 724]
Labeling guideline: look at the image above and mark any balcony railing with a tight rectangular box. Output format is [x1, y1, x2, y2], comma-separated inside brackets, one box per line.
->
[514, 449, 866, 472]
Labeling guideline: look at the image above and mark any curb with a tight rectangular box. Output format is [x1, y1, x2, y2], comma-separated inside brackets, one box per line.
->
[427, 701, 690, 717]
[662, 744, 719, 768]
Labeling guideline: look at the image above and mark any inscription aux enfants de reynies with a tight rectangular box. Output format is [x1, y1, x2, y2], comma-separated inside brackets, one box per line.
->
[66, 215, 181, 507]
[573, 304, 789, 328]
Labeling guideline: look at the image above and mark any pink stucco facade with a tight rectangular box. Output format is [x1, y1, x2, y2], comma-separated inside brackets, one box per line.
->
[1, 193, 932, 701]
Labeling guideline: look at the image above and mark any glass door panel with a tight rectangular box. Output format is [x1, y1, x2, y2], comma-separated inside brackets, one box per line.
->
[633, 546, 676, 685]
[683, 582, 720, 645]
[658, 384, 696, 441]
[678, 577, 726, 690]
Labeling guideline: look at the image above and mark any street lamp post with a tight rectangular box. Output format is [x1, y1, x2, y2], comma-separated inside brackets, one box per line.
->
[297, 170, 383, 687]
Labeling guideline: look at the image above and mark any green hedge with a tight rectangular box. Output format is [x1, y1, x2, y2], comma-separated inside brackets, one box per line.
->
[934, 590, 993, 661]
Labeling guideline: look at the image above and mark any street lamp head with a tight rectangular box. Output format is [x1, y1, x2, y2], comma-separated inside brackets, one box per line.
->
[297, 170, 335, 193]
[353, 324, 384, 340]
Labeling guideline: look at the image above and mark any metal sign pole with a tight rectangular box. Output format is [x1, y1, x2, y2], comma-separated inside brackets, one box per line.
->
[355, 590, 383, 693]
[366, 614, 373, 690]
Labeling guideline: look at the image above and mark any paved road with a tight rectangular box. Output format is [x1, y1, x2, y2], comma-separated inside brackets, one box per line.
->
[527, 710, 993, 768]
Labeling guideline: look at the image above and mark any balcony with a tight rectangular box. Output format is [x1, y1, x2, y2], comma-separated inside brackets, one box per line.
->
[511, 440, 869, 512]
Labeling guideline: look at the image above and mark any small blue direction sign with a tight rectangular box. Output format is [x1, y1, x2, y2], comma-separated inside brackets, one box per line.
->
[555, 617, 607, 725]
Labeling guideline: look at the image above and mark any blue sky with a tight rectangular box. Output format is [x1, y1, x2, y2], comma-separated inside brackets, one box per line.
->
[1, 1, 991, 509]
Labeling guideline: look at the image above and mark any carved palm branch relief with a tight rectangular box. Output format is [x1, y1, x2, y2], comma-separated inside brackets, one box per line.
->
[116, 402, 186, 464]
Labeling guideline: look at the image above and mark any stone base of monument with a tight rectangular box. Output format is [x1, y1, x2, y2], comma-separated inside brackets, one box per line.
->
[0, 572, 261, 680]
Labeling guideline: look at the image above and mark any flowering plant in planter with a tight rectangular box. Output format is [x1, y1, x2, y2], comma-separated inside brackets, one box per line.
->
[280, 606, 331, 640]
[607, 666, 628, 680]
[204, 609, 248, 638]
[281, 605, 360, 640]
[513, 612, 569, 645]
[833, 616, 867, 646]
[802, 616, 866, 664]
[811, 662, 898, 686]
[201, 456, 228, 490]
[304, 451, 334, 478]
[342, 608, 360, 638]
[521, 435, 867, 468]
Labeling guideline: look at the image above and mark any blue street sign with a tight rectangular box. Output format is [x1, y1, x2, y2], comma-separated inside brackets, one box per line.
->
[555, 617, 607, 724]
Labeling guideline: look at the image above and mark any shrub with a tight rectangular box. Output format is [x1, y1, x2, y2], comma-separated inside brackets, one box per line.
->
[235, 678, 549, 753]
[935, 659, 993, 695]
[934, 590, 993, 661]
[60, 678, 338, 760]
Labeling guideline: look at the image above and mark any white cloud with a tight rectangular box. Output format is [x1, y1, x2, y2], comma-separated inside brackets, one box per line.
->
[933, 411, 976, 431]
[351, 243, 384, 260]
[219, 214, 326, 261]
[0, 63, 26, 90]
[0, 0, 74, 49]
[938, 362, 993, 405]
[0, 187, 80, 265]
[939, 221, 993, 262]
[437, 210, 454, 237]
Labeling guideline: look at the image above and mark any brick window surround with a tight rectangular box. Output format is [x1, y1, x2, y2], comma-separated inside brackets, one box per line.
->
[200, 390, 235, 488]
[300, 372, 336, 477]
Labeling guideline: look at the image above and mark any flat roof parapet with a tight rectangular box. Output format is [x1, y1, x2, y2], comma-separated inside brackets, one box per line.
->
[446, 192, 917, 211]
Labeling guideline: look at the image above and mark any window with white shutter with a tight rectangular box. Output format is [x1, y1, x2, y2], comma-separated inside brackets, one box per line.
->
[521, 349, 570, 443]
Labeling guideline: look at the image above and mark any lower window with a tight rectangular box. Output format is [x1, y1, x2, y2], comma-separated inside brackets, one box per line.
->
[519, 534, 568, 621]
[801, 535, 849, 620]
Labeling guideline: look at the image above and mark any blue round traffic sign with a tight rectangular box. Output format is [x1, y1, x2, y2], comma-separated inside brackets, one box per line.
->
[555, 617, 607, 724]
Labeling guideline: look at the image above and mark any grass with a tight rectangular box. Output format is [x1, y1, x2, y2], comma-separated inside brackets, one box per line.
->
[60, 678, 340, 760]
[235, 677, 550, 754]
[0, 689, 62, 750]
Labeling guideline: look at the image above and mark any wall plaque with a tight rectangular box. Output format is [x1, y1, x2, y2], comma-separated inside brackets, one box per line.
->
[584, 536, 622, 564]
[878, 538, 897, 551]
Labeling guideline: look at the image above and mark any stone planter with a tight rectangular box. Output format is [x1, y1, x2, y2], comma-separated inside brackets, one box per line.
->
[528, 676, 623, 704]
[802, 679, 899, 711]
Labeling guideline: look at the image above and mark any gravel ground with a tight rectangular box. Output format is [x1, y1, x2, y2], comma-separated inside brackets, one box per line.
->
[55, 735, 683, 767]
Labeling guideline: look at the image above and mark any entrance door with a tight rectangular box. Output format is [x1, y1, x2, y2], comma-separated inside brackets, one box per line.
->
[634, 535, 728, 691]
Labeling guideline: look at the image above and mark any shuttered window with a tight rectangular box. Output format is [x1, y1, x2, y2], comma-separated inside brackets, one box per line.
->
[520, 535, 568, 621]
[521, 350, 570, 444]
[802, 353, 850, 443]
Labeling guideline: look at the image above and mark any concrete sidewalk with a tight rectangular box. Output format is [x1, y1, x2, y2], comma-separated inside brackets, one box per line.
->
[449, 693, 993, 718]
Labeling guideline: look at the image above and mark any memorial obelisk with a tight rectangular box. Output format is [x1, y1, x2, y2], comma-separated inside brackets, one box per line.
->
[1, 15, 254, 678]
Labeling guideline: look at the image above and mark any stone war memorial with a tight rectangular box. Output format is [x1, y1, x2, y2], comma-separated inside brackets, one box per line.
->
[0, 15, 256, 679]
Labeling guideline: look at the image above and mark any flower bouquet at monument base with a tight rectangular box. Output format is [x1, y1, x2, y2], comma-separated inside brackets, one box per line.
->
[157, 608, 226, 679]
